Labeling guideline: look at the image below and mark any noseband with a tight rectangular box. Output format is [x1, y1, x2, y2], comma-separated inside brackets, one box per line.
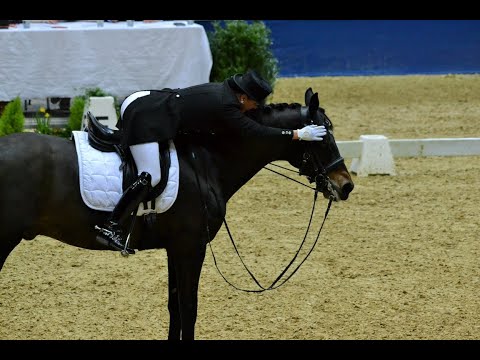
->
[298, 107, 345, 193]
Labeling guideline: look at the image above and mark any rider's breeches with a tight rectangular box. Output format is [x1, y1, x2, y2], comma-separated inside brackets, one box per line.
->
[121, 91, 161, 188]
[130, 142, 161, 187]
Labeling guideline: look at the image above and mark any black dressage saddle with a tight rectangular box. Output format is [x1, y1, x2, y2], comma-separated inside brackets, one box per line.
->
[85, 111, 171, 202]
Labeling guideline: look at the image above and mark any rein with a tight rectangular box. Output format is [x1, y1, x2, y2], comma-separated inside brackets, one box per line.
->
[191, 146, 333, 292]
[213, 185, 333, 293]
[263, 162, 316, 190]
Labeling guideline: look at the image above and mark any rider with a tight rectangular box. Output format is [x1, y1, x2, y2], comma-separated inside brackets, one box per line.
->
[95, 69, 327, 252]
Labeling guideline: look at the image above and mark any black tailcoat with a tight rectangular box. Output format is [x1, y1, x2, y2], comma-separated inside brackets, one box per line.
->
[119, 80, 294, 146]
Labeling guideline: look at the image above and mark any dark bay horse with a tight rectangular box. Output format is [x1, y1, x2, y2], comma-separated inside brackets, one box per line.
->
[0, 88, 354, 339]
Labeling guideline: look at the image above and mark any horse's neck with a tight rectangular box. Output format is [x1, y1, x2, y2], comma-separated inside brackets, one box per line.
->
[224, 142, 281, 199]
[210, 105, 302, 200]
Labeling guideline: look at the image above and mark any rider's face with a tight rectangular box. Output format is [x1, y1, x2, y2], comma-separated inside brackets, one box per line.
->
[239, 95, 258, 112]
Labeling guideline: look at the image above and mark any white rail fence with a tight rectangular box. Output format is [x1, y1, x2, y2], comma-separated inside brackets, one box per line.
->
[338, 136, 480, 176]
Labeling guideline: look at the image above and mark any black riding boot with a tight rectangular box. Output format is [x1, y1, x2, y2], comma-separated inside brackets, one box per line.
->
[95, 172, 152, 253]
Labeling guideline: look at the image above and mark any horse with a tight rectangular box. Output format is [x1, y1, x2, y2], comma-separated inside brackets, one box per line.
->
[0, 87, 354, 340]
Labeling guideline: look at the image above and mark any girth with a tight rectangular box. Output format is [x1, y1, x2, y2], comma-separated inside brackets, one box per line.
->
[85, 111, 170, 197]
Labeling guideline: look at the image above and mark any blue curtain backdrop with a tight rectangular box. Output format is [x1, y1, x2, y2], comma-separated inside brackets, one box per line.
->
[198, 20, 480, 77]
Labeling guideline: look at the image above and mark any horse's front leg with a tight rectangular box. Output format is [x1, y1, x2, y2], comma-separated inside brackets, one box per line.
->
[170, 241, 206, 340]
[167, 254, 181, 340]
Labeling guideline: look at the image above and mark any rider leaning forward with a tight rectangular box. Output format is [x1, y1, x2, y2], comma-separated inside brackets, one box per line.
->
[95, 70, 327, 252]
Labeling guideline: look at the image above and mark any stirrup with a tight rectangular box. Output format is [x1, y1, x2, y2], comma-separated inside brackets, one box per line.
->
[95, 225, 135, 255]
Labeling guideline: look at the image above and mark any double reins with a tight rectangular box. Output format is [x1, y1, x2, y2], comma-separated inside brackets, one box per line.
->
[212, 168, 334, 293]
[192, 147, 334, 293]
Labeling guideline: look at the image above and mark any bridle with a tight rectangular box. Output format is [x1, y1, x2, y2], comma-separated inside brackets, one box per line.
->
[298, 106, 345, 196]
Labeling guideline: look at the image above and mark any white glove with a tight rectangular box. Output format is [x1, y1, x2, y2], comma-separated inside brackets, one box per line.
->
[297, 125, 327, 141]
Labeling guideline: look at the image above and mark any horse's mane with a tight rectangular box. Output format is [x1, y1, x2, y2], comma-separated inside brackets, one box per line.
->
[263, 102, 302, 112]
[246, 102, 303, 129]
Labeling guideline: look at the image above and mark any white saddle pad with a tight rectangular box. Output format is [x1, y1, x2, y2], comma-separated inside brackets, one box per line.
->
[72, 131, 179, 215]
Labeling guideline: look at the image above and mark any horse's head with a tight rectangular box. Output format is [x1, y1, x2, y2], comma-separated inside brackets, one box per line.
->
[294, 88, 354, 201]
[255, 88, 354, 201]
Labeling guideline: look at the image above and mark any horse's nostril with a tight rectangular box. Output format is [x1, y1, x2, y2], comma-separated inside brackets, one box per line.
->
[343, 182, 354, 195]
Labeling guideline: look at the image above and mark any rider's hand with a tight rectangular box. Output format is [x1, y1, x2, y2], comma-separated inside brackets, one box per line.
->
[297, 125, 327, 141]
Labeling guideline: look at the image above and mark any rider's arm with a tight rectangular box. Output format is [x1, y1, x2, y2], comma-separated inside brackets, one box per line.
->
[222, 105, 326, 141]
[221, 105, 294, 139]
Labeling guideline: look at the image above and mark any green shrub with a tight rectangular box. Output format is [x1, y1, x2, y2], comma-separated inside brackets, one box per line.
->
[208, 20, 279, 90]
[0, 97, 25, 136]
[67, 96, 86, 134]
[85, 87, 111, 99]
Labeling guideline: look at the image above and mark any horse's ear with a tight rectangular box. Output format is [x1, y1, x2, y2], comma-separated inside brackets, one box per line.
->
[308, 92, 319, 116]
[305, 87, 314, 106]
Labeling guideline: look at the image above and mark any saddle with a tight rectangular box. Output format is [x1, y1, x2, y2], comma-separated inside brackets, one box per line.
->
[85, 111, 171, 203]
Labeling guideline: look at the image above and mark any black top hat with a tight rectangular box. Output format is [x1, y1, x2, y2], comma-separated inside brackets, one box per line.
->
[231, 70, 272, 103]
